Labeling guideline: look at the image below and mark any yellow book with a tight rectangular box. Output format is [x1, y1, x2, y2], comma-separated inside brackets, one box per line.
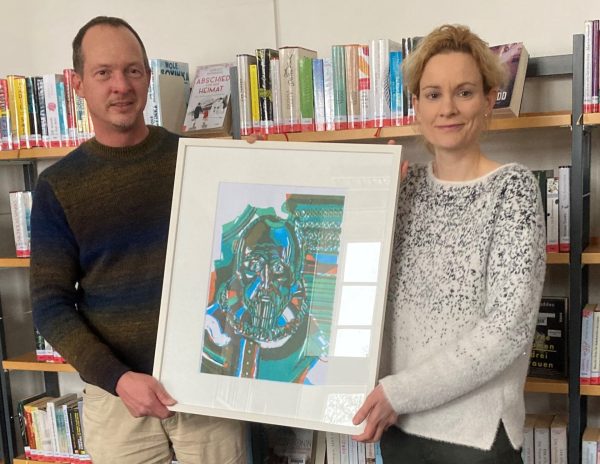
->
[249, 63, 260, 133]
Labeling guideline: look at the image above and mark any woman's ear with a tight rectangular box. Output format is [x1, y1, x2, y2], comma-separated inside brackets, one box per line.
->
[485, 88, 498, 113]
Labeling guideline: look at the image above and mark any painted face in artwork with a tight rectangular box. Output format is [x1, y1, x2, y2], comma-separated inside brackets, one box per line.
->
[221, 216, 306, 344]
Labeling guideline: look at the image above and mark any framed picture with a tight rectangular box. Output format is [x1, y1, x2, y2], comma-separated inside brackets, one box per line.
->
[153, 138, 402, 434]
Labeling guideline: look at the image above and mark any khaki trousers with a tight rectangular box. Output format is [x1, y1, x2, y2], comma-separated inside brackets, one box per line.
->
[82, 383, 247, 464]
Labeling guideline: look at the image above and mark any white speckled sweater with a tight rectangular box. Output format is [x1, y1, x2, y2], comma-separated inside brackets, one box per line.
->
[378, 162, 546, 450]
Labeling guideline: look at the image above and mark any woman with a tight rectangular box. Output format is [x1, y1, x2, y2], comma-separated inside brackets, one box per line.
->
[352, 25, 546, 463]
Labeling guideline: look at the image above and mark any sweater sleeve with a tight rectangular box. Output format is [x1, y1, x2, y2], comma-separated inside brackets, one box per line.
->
[379, 170, 546, 414]
[30, 176, 131, 395]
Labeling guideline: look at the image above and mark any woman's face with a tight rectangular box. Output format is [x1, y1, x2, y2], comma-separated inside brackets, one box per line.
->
[413, 51, 496, 156]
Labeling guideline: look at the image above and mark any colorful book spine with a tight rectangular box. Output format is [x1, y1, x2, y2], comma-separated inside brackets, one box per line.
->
[0, 78, 12, 150]
[584, 20, 594, 114]
[369, 38, 402, 127]
[256, 48, 278, 134]
[249, 63, 260, 134]
[312, 58, 326, 132]
[592, 307, 600, 385]
[298, 56, 315, 131]
[592, 20, 599, 113]
[236, 54, 257, 136]
[344, 44, 361, 129]
[331, 45, 348, 130]
[358, 45, 371, 129]
[7, 75, 30, 149]
[33, 77, 49, 147]
[389, 50, 404, 127]
[42, 74, 64, 147]
[62, 69, 78, 146]
[402, 37, 419, 124]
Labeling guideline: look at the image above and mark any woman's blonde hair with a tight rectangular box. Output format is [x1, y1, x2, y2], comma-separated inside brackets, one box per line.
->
[403, 24, 508, 98]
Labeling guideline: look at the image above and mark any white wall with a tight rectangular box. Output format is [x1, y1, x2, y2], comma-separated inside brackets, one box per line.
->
[1, 0, 600, 440]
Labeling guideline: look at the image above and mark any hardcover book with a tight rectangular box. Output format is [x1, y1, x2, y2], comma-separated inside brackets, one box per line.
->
[182, 62, 233, 137]
[529, 296, 568, 379]
[236, 54, 257, 136]
[490, 42, 529, 117]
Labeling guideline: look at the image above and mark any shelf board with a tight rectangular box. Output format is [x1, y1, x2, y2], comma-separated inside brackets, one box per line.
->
[583, 242, 600, 264]
[583, 112, 600, 126]
[581, 384, 600, 396]
[546, 252, 569, 264]
[14, 457, 62, 464]
[18, 146, 74, 159]
[245, 112, 572, 143]
[0, 257, 30, 268]
[524, 377, 568, 394]
[3, 352, 76, 373]
[0, 149, 20, 160]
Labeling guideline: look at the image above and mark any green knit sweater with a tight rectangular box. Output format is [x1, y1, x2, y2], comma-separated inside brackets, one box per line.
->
[30, 126, 179, 395]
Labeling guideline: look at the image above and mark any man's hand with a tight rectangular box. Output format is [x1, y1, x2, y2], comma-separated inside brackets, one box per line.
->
[115, 371, 176, 419]
[352, 385, 398, 443]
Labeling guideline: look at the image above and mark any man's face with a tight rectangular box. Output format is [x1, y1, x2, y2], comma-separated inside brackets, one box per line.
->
[73, 25, 150, 145]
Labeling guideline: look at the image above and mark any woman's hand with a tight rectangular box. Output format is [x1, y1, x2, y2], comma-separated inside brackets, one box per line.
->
[352, 384, 398, 443]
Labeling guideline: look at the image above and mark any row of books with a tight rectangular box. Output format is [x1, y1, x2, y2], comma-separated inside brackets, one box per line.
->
[0, 71, 94, 151]
[325, 432, 382, 464]
[17, 392, 90, 463]
[34, 327, 65, 363]
[583, 19, 600, 114]
[533, 167, 571, 254]
[529, 297, 568, 380]
[522, 414, 567, 464]
[234, 39, 528, 136]
[582, 426, 600, 464]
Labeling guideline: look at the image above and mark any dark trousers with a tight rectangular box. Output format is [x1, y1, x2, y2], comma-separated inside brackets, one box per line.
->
[380, 422, 523, 464]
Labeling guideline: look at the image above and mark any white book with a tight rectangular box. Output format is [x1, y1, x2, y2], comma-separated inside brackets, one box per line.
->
[9, 190, 32, 258]
[323, 58, 335, 131]
[42, 74, 64, 147]
[357, 440, 366, 464]
[550, 415, 568, 464]
[312, 58, 326, 132]
[558, 165, 570, 252]
[534, 414, 553, 464]
[583, 20, 594, 113]
[236, 54, 257, 136]
[522, 414, 536, 464]
[368, 38, 401, 127]
[581, 304, 597, 384]
[339, 433, 349, 464]
[326, 432, 341, 464]
[582, 427, 598, 464]
[592, 308, 600, 384]
[358, 45, 371, 128]
[546, 177, 559, 252]
[270, 56, 283, 133]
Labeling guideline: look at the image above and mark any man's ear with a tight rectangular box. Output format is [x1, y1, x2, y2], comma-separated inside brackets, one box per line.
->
[72, 72, 84, 98]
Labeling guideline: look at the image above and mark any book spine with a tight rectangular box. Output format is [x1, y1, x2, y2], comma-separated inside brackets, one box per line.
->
[584, 20, 594, 114]
[312, 59, 326, 132]
[237, 55, 256, 136]
[62, 69, 78, 146]
[25, 77, 42, 148]
[256, 48, 278, 134]
[43, 74, 63, 147]
[592, 309, 600, 385]
[534, 422, 551, 464]
[331, 45, 348, 130]
[34, 77, 49, 147]
[365, 442, 376, 463]
[323, 58, 335, 131]
[389, 50, 403, 127]
[344, 44, 361, 129]
[6, 76, 23, 149]
[358, 45, 370, 129]
[581, 305, 595, 384]
[402, 37, 417, 124]
[325, 432, 341, 464]
[278, 48, 302, 133]
[249, 64, 261, 134]
[550, 418, 568, 464]
[592, 20, 599, 113]
[558, 165, 570, 252]
[56, 77, 70, 146]
[0, 78, 12, 150]
[546, 177, 559, 253]
[270, 56, 283, 134]
[522, 418, 535, 464]
[298, 56, 315, 131]
[339, 434, 349, 464]
[9, 191, 32, 258]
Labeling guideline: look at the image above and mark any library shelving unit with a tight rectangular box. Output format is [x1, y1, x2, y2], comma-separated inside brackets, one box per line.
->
[0, 36, 597, 464]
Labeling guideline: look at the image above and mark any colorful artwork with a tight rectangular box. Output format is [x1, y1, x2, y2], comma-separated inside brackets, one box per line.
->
[201, 183, 345, 385]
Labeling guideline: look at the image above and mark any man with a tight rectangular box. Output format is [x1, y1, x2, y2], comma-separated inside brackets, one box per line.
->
[30, 16, 246, 464]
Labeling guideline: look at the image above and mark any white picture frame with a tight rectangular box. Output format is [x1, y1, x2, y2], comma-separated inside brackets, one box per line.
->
[153, 138, 402, 434]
